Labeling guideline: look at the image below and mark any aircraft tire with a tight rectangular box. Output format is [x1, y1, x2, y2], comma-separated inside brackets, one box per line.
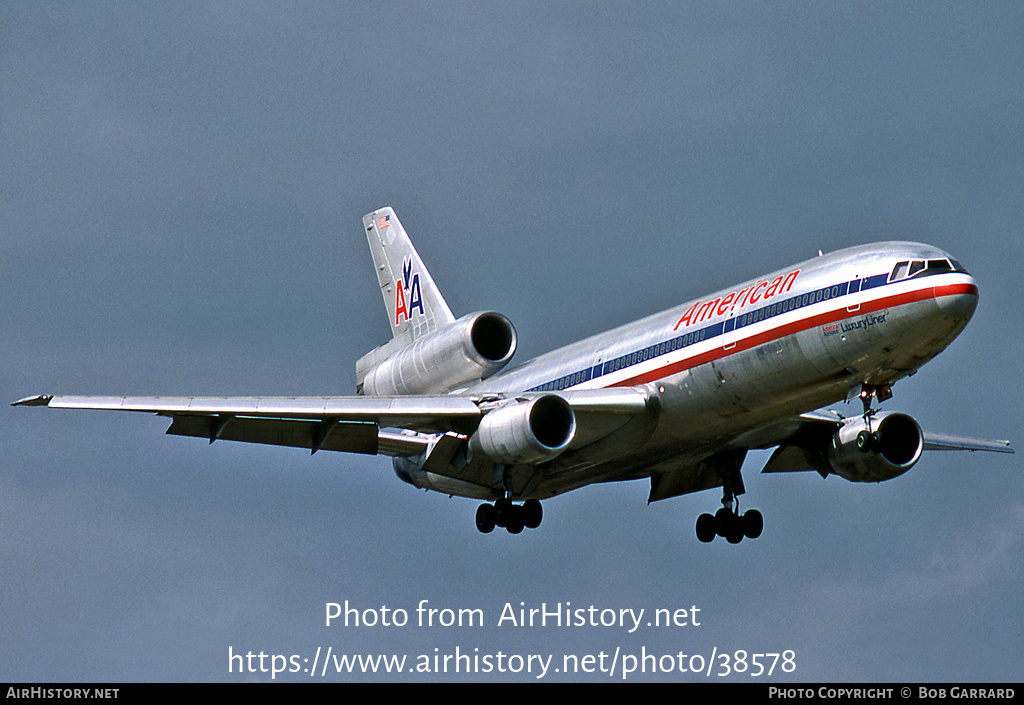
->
[475, 504, 496, 533]
[494, 499, 513, 528]
[714, 508, 733, 536]
[712, 507, 745, 543]
[696, 513, 716, 543]
[725, 521, 744, 543]
[857, 431, 873, 452]
[523, 499, 543, 529]
[742, 509, 763, 539]
[505, 508, 525, 534]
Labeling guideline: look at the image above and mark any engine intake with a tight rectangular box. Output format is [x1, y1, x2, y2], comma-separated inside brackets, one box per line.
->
[359, 312, 516, 396]
[827, 411, 924, 482]
[469, 395, 576, 465]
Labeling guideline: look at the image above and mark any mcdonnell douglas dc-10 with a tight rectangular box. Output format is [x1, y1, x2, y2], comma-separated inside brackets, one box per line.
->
[14, 208, 1013, 543]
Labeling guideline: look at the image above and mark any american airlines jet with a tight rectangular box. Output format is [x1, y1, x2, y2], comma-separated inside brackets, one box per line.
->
[14, 207, 1013, 543]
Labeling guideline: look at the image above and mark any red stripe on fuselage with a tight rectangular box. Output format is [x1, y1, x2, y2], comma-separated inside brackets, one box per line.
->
[609, 281, 978, 388]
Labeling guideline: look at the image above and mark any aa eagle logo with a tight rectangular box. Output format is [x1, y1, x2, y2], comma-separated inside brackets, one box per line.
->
[394, 256, 425, 326]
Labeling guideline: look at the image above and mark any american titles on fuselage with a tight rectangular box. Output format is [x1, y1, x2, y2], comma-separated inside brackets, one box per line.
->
[674, 269, 801, 330]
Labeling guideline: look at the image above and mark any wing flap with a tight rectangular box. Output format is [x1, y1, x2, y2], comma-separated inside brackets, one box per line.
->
[165, 416, 383, 455]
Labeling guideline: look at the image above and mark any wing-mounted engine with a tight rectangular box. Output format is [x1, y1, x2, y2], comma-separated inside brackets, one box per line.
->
[827, 411, 924, 482]
[468, 394, 576, 465]
[357, 311, 517, 396]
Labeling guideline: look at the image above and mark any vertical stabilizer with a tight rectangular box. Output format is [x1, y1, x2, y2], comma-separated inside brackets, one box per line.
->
[364, 207, 456, 342]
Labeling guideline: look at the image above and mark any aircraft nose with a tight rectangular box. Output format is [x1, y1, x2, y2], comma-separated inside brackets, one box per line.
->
[934, 276, 979, 322]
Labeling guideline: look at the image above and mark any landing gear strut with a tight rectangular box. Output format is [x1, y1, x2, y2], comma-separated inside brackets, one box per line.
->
[858, 383, 892, 417]
[476, 499, 542, 534]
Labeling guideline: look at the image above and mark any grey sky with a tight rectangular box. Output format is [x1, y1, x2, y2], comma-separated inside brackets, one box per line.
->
[2, 2, 1022, 681]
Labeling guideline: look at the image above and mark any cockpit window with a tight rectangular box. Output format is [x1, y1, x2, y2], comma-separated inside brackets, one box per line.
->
[890, 257, 962, 282]
[889, 261, 910, 282]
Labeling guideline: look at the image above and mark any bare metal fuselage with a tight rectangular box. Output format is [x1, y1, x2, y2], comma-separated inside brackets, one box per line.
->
[397, 242, 977, 500]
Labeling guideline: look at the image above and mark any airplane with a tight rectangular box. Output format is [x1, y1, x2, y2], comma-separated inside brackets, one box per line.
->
[14, 207, 1014, 543]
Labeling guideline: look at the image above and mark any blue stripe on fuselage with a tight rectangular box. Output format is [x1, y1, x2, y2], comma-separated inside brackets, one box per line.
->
[526, 271, 912, 393]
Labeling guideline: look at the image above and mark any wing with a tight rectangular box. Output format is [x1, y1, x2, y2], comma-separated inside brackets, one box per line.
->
[921, 431, 1014, 453]
[12, 388, 650, 458]
[13, 393, 483, 456]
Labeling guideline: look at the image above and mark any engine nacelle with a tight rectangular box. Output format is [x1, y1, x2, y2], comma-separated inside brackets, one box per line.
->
[827, 411, 924, 482]
[468, 395, 576, 465]
[359, 312, 516, 396]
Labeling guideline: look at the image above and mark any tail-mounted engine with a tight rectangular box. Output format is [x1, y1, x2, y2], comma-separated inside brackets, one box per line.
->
[358, 311, 516, 396]
[827, 411, 924, 482]
[468, 394, 576, 465]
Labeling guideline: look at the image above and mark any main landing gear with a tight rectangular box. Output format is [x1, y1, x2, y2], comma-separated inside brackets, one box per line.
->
[695, 449, 762, 544]
[475, 499, 543, 534]
[695, 503, 763, 544]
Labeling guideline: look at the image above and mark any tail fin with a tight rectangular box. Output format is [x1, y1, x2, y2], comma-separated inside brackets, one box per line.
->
[364, 207, 456, 342]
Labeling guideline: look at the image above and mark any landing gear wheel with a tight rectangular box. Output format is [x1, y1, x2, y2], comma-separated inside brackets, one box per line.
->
[714, 507, 733, 536]
[475, 503, 496, 534]
[505, 506, 525, 534]
[494, 499, 513, 528]
[477, 499, 543, 534]
[742, 509, 763, 539]
[712, 507, 740, 543]
[522, 499, 543, 529]
[698, 506, 764, 544]
[726, 513, 745, 543]
[725, 521, 744, 543]
[695, 513, 716, 543]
